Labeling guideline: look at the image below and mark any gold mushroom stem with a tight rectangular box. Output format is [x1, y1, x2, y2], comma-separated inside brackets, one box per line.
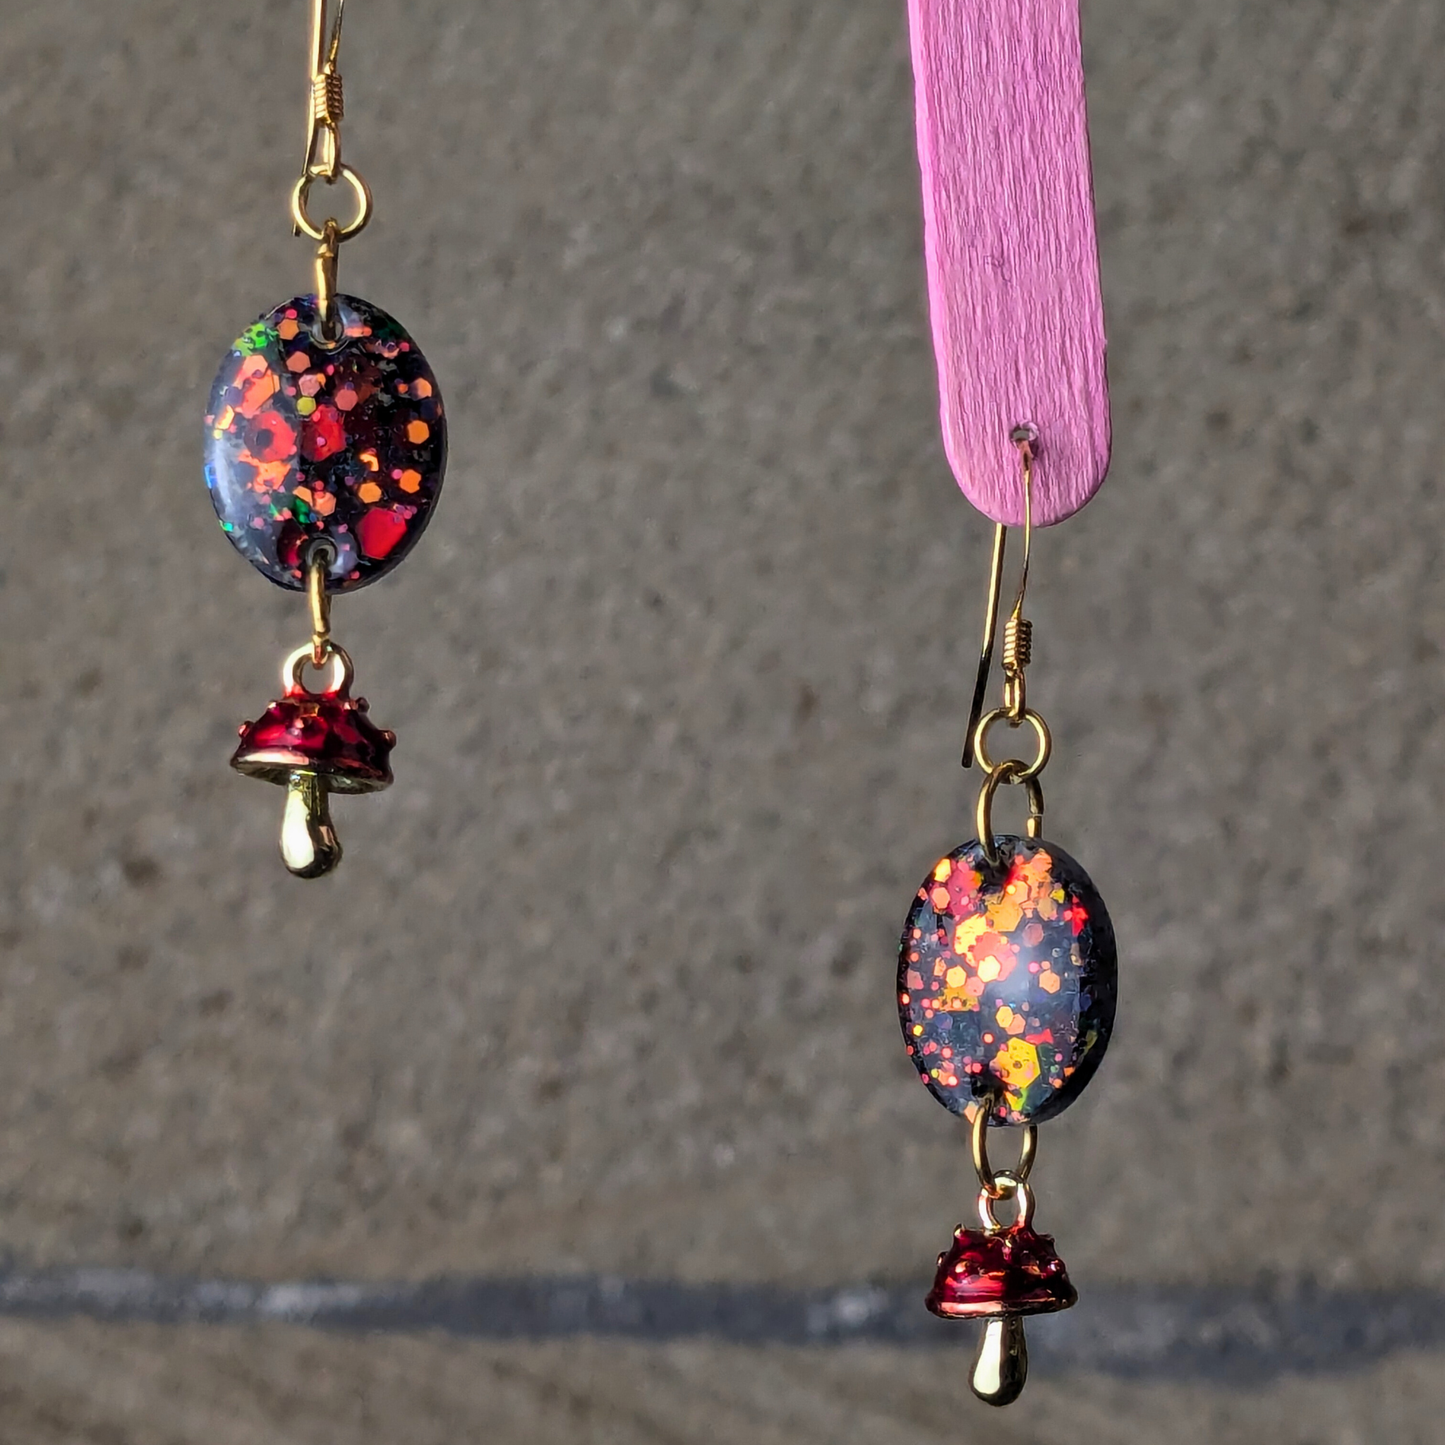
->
[280, 770, 343, 879]
[970, 1315, 1029, 1407]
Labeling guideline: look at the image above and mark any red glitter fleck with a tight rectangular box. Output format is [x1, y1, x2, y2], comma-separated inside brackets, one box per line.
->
[275, 521, 307, 570]
[356, 507, 410, 559]
[245, 409, 298, 464]
[301, 404, 346, 462]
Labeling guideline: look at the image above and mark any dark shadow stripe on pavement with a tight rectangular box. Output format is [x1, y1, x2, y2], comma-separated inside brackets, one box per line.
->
[0, 1268, 1438, 1382]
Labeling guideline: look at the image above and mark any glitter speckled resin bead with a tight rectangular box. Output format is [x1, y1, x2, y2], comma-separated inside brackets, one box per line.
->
[898, 835, 1116, 1126]
[894, 0, 1120, 1405]
[204, 293, 446, 591]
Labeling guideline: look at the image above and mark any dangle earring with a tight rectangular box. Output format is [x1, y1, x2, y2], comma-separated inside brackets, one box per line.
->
[203, 0, 446, 877]
[895, 0, 1116, 1406]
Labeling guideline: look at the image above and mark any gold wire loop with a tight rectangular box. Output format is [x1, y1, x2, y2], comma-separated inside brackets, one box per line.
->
[1001, 616, 1032, 719]
[977, 1173, 1035, 1233]
[963, 428, 1040, 766]
[1000, 436, 1034, 720]
[314, 219, 343, 345]
[284, 642, 354, 699]
[963, 523, 1007, 769]
[291, 165, 373, 243]
[972, 708, 1052, 781]
[970, 1102, 1038, 1198]
[975, 762, 1045, 865]
[306, 552, 332, 667]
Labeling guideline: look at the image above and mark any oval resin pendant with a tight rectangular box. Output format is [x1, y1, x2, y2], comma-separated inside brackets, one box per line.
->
[898, 836, 1116, 1125]
[204, 294, 446, 592]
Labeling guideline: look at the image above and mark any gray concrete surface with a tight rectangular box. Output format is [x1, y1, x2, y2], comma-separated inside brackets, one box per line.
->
[2, 1321, 1444, 1445]
[0, 0, 1442, 1438]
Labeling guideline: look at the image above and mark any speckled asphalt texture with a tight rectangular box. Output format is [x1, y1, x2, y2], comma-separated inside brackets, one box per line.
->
[0, 0, 1442, 1439]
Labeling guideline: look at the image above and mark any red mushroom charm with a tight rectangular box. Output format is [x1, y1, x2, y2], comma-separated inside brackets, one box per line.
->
[925, 1176, 1076, 1406]
[231, 644, 394, 878]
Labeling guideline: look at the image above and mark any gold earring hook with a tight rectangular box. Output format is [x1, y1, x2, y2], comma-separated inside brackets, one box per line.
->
[306, 547, 333, 667]
[962, 427, 1036, 768]
[320, 0, 347, 69]
[297, 0, 348, 219]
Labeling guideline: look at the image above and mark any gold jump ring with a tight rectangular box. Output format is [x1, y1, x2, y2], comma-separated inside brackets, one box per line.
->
[972, 707, 1051, 781]
[291, 163, 373, 242]
[977, 1173, 1035, 1232]
[975, 762, 1045, 864]
[971, 1101, 1038, 1198]
[284, 642, 354, 699]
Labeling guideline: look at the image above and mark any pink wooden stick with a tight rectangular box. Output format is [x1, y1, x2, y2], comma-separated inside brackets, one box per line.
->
[908, 0, 1110, 527]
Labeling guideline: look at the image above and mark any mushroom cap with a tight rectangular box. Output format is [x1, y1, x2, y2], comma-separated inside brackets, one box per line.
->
[925, 1222, 1077, 1320]
[231, 692, 394, 793]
